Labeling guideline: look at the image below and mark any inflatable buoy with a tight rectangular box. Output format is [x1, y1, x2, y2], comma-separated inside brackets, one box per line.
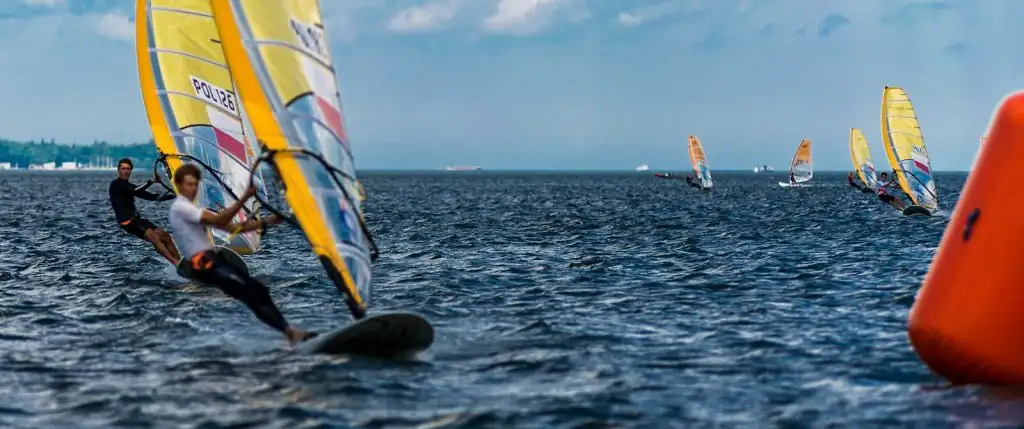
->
[909, 91, 1024, 385]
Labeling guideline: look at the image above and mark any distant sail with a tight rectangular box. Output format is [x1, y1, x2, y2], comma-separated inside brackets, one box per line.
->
[848, 128, 878, 189]
[880, 86, 938, 211]
[135, 0, 266, 254]
[788, 139, 813, 183]
[212, 0, 375, 318]
[687, 135, 713, 188]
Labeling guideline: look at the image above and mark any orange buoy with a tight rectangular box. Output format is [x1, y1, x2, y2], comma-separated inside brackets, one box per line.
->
[909, 90, 1024, 385]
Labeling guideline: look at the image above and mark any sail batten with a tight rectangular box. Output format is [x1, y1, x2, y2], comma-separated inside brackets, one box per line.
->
[212, 0, 374, 318]
[880, 86, 938, 211]
[151, 6, 212, 17]
[150, 49, 228, 68]
[136, 0, 266, 254]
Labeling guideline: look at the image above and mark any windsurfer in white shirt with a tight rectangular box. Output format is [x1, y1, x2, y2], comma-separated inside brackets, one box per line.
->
[169, 163, 315, 346]
[875, 172, 907, 210]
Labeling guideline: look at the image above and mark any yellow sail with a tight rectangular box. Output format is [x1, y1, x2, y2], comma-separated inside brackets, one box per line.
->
[212, 0, 374, 318]
[687, 135, 712, 188]
[135, 0, 265, 254]
[788, 139, 813, 182]
[880, 86, 938, 211]
[848, 128, 878, 188]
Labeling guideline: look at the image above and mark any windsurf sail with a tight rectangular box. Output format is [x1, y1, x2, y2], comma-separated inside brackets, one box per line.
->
[212, 0, 377, 319]
[687, 135, 713, 188]
[848, 128, 878, 189]
[787, 139, 813, 182]
[880, 86, 938, 211]
[136, 0, 267, 254]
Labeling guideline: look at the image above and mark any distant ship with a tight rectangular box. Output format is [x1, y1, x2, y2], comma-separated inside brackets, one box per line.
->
[635, 164, 649, 172]
[444, 165, 482, 171]
[753, 164, 775, 173]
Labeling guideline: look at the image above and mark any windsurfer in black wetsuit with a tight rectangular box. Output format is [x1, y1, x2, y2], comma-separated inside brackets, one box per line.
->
[685, 175, 703, 189]
[109, 158, 180, 265]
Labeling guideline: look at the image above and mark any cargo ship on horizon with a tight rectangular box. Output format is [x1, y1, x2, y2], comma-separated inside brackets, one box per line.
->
[444, 165, 482, 171]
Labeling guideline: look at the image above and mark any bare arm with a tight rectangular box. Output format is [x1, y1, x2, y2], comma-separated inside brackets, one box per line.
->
[218, 214, 282, 234]
[218, 217, 262, 234]
[199, 186, 257, 227]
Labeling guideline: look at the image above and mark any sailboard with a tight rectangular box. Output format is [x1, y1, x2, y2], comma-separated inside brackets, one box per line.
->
[688, 135, 713, 189]
[136, 0, 268, 262]
[880, 86, 939, 216]
[778, 139, 813, 187]
[211, 0, 433, 356]
[849, 128, 878, 193]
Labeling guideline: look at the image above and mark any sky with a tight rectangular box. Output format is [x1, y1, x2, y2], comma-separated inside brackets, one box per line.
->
[0, 0, 1020, 170]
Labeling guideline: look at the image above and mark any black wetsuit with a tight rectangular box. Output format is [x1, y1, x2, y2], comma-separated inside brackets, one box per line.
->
[685, 177, 703, 189]
[177, 248, 294, 334]
[109, 178, 174, 239]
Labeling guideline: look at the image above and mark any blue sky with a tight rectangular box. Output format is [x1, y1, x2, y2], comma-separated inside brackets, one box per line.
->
[0, 0, 1019, 170]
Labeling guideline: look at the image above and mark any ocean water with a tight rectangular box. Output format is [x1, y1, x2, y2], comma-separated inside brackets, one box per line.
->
[1, 170, 1019, 428]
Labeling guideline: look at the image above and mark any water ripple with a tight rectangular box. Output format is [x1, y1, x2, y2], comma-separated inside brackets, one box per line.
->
[3, 171, 1022, 428]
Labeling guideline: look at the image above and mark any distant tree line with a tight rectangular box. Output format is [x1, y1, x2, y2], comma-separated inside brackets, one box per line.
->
[0, 138, 157, 167]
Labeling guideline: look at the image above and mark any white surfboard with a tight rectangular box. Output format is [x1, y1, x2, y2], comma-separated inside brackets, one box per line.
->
[777, 182, 809, 187]
[295, 311, 434, 358]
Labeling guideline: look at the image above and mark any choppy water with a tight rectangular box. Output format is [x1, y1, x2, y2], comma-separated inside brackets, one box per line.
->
[3, 170, 1021, 428]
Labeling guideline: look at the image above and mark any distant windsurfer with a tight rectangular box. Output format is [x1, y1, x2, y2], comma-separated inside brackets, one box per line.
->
[847, 172, 864, 190]
[789, 172, 796, 185]
[878, 172, 903, 191]
[168, 164, 314, 346]
[685, 175, 703, 189]
[109, 158, 180, 265]
[875, 173, 906, 210]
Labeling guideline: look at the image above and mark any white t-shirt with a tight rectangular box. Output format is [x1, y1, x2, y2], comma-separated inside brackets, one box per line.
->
[168, 196, 214, 260]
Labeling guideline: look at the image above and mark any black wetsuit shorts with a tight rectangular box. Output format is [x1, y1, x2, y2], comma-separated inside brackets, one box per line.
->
[878, 194, 896, 203]
[119, 217, 158, 240]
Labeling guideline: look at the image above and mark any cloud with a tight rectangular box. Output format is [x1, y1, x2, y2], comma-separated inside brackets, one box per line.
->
[388, 1, 459, 33]
[18, 0, 64, 7]
[617, 2, 678, 27]
[483, 0, 581, 35]
[817, 13, 850, 37]
[881, 0, 954, 28]
[93, 11, 132, 42]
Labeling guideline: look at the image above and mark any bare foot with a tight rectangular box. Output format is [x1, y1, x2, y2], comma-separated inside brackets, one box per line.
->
[285, 327, 313, 346]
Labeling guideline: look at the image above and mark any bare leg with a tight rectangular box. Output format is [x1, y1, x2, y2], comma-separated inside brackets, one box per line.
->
[145, 229, 178, 265]
[157, 229, 180, 262]
[285, 327, 313, 346]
